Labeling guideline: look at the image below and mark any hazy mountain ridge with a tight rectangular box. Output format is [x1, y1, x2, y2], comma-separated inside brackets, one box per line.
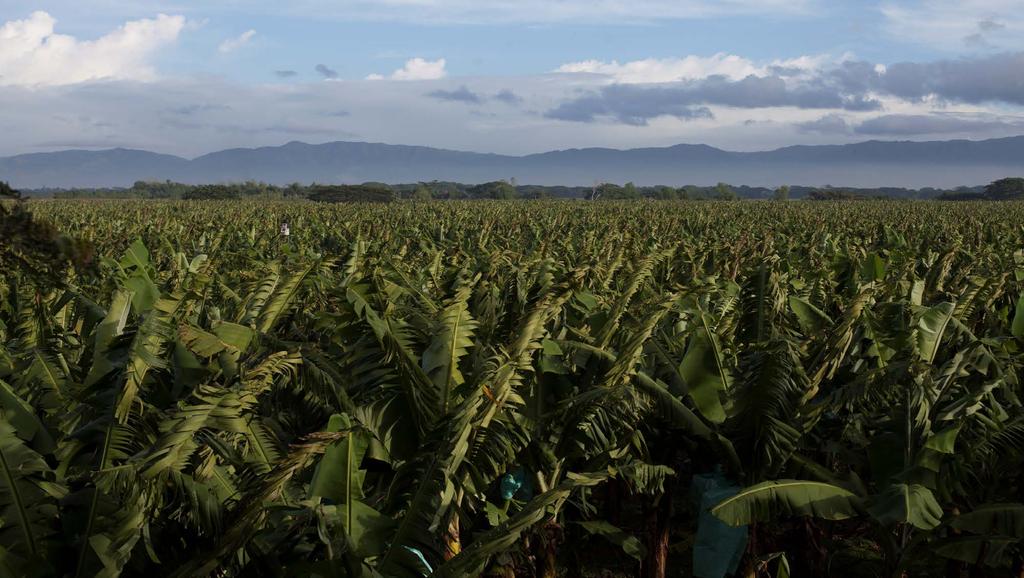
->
[3, 136, 1023, 189]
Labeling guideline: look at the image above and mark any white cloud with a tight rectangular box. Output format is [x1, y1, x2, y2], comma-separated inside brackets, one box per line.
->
[556, 54, 760, 83]
[367, 57, 447, 80]
[218, 29, 256, 53]
[555, 53, 833, 84]
[393, 57, 447, 80]
[0, 11, 186, 87]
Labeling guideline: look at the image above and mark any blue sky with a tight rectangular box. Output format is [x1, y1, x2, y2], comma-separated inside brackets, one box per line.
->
[3, 1, 941, 80]
[1, 0, 1023, 156]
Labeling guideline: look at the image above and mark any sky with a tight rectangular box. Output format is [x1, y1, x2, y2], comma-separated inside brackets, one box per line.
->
[1, 0, 1023, 157]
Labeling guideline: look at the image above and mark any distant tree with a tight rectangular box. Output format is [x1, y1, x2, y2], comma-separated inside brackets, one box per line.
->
[425, 181, 465, 199]
[522, 186, 551, 200]
[183, 185, 242, 200]
[937, 185, 987, 201]
[491, 181, 518, 200]
[773, 185, 790, 201]
[593, 183, 633, 200]
[450, 188, 471, 199]
[715, 182, 737, 200]
[0, 181, 21, 199]
[808, 189, 860, 201]
[936, 190, 981, 201]
[591, 183, 615, 200]
[412, 184, 433, 201]
[681, 185, 704, 200]
[651, 186, 678, 200]
[308, 184, 395, 203]
[238, 180, 275, 197]
[983, 177, 1024, 200]
[623, 182, 639, 199]
[127, 180, 193, 199]
[469, 181, 518, 199]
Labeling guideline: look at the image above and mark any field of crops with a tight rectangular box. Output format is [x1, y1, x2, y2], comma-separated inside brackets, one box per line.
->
[2, 199, 1024, 577]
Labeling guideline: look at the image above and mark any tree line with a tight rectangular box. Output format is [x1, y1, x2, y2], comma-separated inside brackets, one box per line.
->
[16, 178, 1020, 201]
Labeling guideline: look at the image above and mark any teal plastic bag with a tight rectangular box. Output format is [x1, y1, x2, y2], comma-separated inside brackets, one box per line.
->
[691, 469, 748, 578]
[499, 466, 532, 500]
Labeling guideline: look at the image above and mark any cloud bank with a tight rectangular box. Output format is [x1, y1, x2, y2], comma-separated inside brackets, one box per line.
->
[0, 9, 1022, 158]
[546, 52, 1024, 126]
[367, 58, 447, 80]
[0, 11, 186, 86]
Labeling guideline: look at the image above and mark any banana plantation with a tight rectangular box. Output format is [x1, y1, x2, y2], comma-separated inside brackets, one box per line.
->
[2, 199, 1024, 577]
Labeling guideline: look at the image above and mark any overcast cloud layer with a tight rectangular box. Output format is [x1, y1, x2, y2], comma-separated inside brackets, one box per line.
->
[0, 3, 1023, 157]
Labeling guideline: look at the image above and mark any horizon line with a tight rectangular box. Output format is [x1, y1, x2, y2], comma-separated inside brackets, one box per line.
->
[7, 134, 1024, 162]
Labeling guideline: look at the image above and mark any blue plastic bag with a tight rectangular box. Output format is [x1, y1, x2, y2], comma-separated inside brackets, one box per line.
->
[691, 469, 748, 578]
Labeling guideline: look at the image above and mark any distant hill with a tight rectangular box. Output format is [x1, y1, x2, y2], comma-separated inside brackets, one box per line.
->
[3, 137, 1024, 189]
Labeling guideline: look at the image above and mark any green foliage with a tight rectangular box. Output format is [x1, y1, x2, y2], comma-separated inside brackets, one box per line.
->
[575, 520, 646, 560]
[649, 185, 680, 200]
[711, 480, 861, 526]
[983, 177, 1024, 200]
[678, 312, 730, 424]
[2, 199, 1024, 577]
[468, 180, 518, 199]
[593, 182, 641, 200]
[715, 182, 737, 200]
[308, 184, 396, 203]
[0, 418, 65, 570]
[182, 184, 242, 200]
[0, 199, 92, 280]
[412, 184, 433, 201]
[0, 181, 21, 199]
[868, 483, 943, 530]
[29, 178, 1000, 201]
[808, 188, 862, 200]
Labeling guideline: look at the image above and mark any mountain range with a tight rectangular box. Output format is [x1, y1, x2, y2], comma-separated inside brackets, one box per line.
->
[3, 137, 1024, 189]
